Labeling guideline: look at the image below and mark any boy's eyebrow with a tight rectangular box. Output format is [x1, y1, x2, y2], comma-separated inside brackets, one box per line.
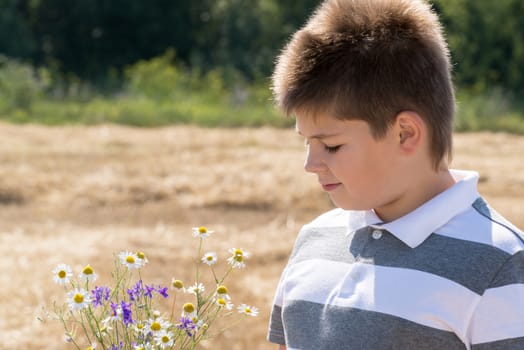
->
[296, 130, 341, 139]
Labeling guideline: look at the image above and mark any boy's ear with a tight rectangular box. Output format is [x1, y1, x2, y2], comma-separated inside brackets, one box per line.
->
[395, 111, 424, 152]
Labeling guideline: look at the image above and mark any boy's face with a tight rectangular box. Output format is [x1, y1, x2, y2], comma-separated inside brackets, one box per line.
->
[296, 112, 407, 213]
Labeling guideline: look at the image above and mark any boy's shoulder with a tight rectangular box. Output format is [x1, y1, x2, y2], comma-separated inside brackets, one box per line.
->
[471, 198, 524, 251]
[303, 208, 349, 229]
[290, 208, 351, 264]
[438, 197, 524, 254]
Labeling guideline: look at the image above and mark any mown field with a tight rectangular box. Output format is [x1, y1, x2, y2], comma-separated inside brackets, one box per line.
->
[1, 123, 523, 349]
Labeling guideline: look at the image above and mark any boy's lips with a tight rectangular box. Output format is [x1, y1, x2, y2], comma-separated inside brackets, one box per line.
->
[321, 182, 341, 192]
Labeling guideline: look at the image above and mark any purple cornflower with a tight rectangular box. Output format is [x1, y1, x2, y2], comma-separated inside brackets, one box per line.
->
[144, 284, 155, 298]
[177, 316, 197, 337]
[110, 302, 119, 318]
[127, 280, 144, 301]
[156, 286, 169, 298]
[107, 341, 124, 349]
[91, 286, 111, 307]
[121, 301, 133, 327]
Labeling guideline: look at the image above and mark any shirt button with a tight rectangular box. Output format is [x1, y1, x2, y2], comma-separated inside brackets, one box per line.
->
[372, 229, 383, 240]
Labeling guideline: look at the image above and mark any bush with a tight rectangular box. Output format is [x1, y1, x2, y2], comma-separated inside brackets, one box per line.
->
[124, 49, 187, 101]
[455, 88, 524, 133]
[0, 55, 49, 111]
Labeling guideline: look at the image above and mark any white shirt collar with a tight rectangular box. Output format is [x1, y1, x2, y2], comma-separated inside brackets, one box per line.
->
[346, 169, 480, 248]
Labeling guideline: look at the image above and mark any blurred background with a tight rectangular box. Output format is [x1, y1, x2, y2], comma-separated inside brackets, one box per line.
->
[1, 1, 524, 349]
[0, 0, 523, 130]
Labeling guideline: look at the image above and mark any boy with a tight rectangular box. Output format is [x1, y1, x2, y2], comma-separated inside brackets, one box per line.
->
[267, 0, 524, 349]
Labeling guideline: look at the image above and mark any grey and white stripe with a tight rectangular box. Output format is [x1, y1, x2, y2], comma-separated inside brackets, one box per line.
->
[268, 199, 524, 349]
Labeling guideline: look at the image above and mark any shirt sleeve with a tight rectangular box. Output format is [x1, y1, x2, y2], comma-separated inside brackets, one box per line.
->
[470, 250, 524, 349]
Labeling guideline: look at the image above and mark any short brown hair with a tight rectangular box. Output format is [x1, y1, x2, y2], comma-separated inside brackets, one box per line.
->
[272, 0, 455, 169]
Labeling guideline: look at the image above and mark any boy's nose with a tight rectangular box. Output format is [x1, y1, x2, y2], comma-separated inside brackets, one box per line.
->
[304, 150, 325, 173]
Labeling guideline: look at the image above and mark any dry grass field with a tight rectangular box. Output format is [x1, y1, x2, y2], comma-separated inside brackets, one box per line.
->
[1, 123, 523, 349]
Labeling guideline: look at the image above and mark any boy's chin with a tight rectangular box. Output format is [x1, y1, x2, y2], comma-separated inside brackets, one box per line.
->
[329, 196, 370, 211]
[329, 197, 355, 211]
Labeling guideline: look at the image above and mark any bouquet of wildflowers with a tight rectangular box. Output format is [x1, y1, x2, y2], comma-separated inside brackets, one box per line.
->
[43, 226, 258, 350]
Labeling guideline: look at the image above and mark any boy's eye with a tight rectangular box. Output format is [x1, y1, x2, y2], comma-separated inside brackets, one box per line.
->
[324, 145, 341, 153]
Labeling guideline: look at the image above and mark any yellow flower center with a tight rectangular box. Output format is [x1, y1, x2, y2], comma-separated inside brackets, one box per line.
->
[217, 298, 226, 306]
[137, 251, 146, 259]
[161, 335, 169, 343]
[198, 226, 207, 234]
[74, 293, 84, 304]
[151, 321, 161, 331]
[183, 302, 195, 313]
[126, 255, 135, 264]
[245, 307, 252, 314]
[172, 279, 184, 289]
[233, 249, 244, 262]
[206, 256, 213, 261]
[82, 265, 94, 275]
[137, 323, 144, 329]
[58, 270, 67, 278]
[216, 285, 228, 294]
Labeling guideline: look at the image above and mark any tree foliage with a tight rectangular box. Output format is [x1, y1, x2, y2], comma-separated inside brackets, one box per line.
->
[0, 0, 522, 96]
[434, 0, 524, 95]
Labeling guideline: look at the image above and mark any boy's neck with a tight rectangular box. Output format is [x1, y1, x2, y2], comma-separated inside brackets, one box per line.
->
[374, 168, 456, 223]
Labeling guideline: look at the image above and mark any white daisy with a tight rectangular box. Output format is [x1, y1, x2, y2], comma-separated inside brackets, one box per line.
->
[227, 248, 250, 269]
[78, 264, 98, 283]
[118, 251, 142, 269]
[215, 285, 231, 301]
[52, 263, 73, 285]
[144, 317, 170, 335]
[67, 288, 92, 310]
[134, 343, 153, 350]
[216, 285, 229, 296]
[192, 226, 213, 239]
[136, 251, 148, 267]
[155, 330, 175, 348]
[186, 282, 205, 295]
[215, 296, 234, 310]
[237, 303, 258, 317]
[132, 322, 146, 336]
[182, 302, 197, 319]
[201, 252, 217, 266]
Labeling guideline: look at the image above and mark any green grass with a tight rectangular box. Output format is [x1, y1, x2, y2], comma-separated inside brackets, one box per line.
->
[0, 86, 522, 132]
[0, 93, 293, 128]
[454, 89, 524, 133]
[0, 52, 293, 129]
[2, 53, 522, 132]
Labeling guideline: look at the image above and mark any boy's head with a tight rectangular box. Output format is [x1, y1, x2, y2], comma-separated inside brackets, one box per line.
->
[272, 0, 455, 169]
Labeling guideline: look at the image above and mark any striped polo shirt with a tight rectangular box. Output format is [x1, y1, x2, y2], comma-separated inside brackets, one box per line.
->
[268, 170, 524, 349]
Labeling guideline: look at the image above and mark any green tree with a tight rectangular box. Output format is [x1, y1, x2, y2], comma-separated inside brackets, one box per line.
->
[435, 0, 524, 95]
[0, 0, 35, 58]
[29, 0, 206, 84]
